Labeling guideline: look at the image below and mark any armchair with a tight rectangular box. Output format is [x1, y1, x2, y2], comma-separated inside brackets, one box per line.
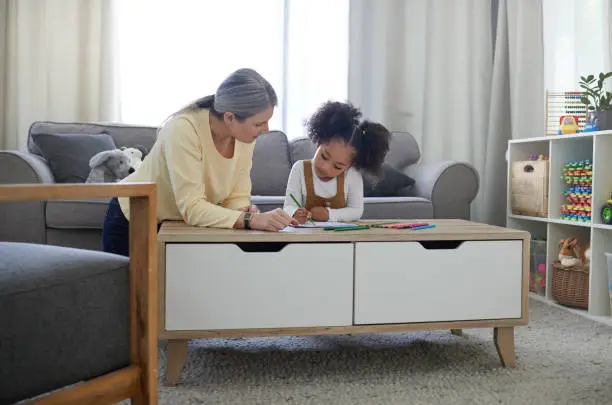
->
[0, 183, 158, 405]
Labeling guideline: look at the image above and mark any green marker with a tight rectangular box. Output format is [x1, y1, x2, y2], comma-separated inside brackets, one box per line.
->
[327, 225, 371, 232]
[288, 192, 315, 223]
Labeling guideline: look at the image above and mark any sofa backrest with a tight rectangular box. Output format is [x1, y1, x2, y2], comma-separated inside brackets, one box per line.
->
[287, 131, 421, 170]
[250, 131, 292, 196]
[250, 130, 421, 196]
[28, 121, 159, 157]
[27, 121, 421, 193]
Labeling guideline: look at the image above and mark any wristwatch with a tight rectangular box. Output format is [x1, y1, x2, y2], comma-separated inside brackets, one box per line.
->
[244, 211, 252, 229]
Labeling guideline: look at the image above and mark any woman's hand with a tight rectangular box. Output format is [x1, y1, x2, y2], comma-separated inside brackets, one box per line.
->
[238, 204, 260, 213]
[292, 208, 312, 224]
[250, 208, 297, 231]
[310, 206, 329, 221]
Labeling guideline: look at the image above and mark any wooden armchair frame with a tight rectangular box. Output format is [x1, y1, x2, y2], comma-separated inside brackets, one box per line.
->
[0, 183, 158, 405]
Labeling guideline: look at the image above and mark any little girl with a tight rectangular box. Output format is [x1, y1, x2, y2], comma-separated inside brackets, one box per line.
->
[283, 101, 391, 223]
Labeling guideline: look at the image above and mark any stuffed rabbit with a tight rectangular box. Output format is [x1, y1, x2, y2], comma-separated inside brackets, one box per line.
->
[558, 237, 583, 267]
[85, 149, 133, 183]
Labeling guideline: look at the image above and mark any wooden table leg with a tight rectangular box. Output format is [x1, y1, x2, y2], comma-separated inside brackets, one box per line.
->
[494, 327, 515, 367]
[450, 329, 463, 336]
[165, 339, 189, 387]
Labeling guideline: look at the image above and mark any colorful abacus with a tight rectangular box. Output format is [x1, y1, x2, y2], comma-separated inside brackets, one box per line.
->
[560, 160, 592, 222]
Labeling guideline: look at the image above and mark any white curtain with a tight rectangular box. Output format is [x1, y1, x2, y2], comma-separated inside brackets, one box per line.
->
[348, 0, 544, 225]
[0, 0, 119, 151]
[481, 0, 545, 226]
[543, 0, 611, 91]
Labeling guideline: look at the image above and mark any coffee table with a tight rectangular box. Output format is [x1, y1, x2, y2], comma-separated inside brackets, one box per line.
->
[157, 219, 530, 386]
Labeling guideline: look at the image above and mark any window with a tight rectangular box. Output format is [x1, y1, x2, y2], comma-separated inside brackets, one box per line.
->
[543, 0, 611, 91]
[115, 0, 349, 139]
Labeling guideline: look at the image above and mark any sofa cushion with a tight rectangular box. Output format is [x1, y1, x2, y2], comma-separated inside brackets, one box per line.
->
[363, 164, 416, 197]
[290, 137, 316, 163]
[251, 131, 292, 196]
[386, 132, 421, 169]
[46, 198, 110, 229]
[0, 242, 129, 404]
[251, 195, 286, 212]
[362, 197, 433, 219]
[30, 132, 117, 183]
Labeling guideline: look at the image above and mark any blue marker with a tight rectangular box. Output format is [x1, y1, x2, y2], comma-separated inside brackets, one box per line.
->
[412, 224, 436, 230]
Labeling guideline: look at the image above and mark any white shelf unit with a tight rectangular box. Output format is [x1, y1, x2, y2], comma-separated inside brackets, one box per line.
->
[506, 130, 612, 317]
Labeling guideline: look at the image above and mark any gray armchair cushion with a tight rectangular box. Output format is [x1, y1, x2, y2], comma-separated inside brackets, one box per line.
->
[30, 132, 117, 183]
[0, 242, 130, 405]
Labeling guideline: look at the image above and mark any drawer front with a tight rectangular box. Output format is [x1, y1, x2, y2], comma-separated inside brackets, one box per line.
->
[354, 240, 523, 324]
[165, 243, 353, 330]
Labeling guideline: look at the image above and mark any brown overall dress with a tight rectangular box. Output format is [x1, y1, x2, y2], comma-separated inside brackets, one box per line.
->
[303, 160, 346, 209]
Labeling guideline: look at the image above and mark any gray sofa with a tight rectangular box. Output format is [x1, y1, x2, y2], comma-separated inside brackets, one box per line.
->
[0, 121, 479, 251]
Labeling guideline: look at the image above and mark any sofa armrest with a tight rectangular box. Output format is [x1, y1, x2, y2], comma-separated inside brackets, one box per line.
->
[0, 151, 55, 244]
[404, 161, 479, 219]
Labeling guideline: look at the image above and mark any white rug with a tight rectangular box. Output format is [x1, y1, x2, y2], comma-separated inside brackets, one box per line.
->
[144, 299, 612, 404]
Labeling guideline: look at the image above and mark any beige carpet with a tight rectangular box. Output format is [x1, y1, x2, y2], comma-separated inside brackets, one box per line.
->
[145, 299, 612, 404]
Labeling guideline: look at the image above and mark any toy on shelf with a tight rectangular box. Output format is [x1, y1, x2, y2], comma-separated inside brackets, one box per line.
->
[560, 160, 592, 222]
[530, 238, 547, 295]
[552, 237, 590, 309]
[582, 243, 591, 268]
[583, 117, 600, 133]
[558, 238, 583, 267]
[601, 193, 612, 225]
[528, 153, 548, 161]
[558, 115, 580, 135]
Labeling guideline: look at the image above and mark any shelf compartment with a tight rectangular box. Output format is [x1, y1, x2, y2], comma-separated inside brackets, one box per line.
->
[549, 137, 593, 222]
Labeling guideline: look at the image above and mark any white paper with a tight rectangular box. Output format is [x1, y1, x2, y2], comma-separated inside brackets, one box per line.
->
[293, 221, 357, 228]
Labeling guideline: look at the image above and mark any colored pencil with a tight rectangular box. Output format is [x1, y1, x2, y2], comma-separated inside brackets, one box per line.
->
[288, 192, 315, 223]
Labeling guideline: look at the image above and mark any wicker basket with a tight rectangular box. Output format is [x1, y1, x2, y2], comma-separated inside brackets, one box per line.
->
[551, 261, 589, 309]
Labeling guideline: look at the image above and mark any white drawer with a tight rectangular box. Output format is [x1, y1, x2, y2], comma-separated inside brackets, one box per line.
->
[354, 240, 523, 324]
[165, 243, 353, 330]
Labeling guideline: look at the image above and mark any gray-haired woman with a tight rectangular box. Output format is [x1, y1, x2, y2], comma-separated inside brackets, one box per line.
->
[102, 68, 295, 256]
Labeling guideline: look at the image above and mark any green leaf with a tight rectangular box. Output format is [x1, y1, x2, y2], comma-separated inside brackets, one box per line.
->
[589, 105, 595, 110]
[587, 74, 595, 82]
[580, 97, 590, 105]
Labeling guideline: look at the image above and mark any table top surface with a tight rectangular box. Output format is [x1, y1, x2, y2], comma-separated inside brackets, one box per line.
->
[157, 219, 529, 243]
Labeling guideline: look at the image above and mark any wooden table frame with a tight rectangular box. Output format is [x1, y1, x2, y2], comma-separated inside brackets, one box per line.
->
[158, 220, 530, 387]
[0, 183, 158, 405]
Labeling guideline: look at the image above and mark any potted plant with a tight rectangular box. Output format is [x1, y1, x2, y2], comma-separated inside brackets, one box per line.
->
[579, 72, 612, 130]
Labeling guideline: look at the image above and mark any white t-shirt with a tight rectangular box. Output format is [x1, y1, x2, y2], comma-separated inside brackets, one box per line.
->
[283, 159, 364, 221]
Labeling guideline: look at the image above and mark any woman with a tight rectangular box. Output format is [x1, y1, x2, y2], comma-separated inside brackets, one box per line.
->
[103, 68, 295, 256]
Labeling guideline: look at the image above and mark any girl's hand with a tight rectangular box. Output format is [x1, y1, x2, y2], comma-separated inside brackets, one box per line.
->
[310, 206, 329, 221]
[293, 208, 312, 224]
[250, 208, 297, 232]
[238, 204, 260, 213]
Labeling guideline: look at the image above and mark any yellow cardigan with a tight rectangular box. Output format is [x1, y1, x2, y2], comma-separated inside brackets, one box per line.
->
[119, 108, 254, 228]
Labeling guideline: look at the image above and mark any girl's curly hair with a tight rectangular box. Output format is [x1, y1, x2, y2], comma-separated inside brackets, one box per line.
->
[306, 100, 391, 175]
